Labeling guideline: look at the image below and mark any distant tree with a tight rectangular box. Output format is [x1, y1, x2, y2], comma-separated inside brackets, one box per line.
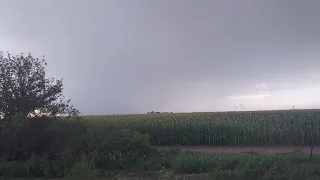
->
[0, 52, 79, 120]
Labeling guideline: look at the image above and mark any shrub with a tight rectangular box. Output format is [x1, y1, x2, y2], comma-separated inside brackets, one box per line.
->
[82, 124, 151, 170]
[0, 116, 86, 161]
[67, 157, 100, 180]
[0, 116, 153, 177]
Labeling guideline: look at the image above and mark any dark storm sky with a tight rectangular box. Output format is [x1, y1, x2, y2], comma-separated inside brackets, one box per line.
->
[1, 0, 320, 114]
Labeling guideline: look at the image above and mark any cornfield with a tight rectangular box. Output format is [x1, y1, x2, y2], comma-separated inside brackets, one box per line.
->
[84, 109, 320, 146]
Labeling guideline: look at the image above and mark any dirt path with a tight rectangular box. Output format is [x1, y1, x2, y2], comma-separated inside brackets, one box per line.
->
[157, 146, 320, 155]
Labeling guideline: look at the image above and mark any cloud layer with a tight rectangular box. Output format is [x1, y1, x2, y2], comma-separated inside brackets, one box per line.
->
[1, 0, 320, 114]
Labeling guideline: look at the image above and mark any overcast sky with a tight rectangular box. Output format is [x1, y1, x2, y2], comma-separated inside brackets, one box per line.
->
[1, 0, 320, 115]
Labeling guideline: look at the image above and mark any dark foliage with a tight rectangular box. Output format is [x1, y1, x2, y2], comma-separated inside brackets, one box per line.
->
[0, 115, 85, 161]
[0, 116, 152, 178]
[0, 52, 79, 120]
[82, 124, 151, 169]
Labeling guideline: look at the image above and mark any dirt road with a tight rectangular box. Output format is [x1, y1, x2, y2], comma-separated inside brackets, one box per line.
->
[157, 145, 320, 155]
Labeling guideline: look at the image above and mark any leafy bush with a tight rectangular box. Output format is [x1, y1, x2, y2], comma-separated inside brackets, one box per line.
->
[0, 154, 66, 178]
[81, 124, 151, 170]
[0, 115, 153, 178]
[67, 155, 100, 180]
[0, 115, 85, 161]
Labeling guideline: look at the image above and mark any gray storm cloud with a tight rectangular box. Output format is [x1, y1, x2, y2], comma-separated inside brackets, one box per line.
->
[1, 0, 320, 114]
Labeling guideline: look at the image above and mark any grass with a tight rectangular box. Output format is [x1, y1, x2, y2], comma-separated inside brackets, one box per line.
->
[12, 151, 320, 180]
[123, 151, 320, 179]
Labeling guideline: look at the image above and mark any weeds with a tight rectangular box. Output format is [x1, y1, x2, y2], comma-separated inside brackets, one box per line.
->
[66, 156, 100, 180]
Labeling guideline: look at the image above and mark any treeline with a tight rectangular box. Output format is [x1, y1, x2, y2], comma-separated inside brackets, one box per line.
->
[147, 111, 173, 114]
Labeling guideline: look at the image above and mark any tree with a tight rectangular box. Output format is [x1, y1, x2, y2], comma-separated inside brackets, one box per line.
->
[0, 52, 79, 120]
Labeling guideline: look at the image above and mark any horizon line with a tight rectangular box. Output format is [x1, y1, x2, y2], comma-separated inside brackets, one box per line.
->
[82, 108, 320, 116]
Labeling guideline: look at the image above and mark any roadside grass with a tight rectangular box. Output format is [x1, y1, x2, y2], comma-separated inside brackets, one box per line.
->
[4, 149, 320, 180]
[121, 150, 320, 180]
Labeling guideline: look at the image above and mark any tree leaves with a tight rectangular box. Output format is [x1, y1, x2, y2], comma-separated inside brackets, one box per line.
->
[0, 52, 79, 120]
